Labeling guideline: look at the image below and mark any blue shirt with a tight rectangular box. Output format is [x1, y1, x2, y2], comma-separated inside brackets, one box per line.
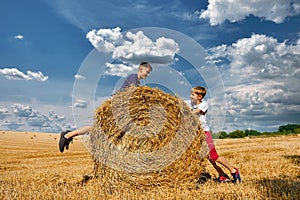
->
[120, 73, 140, 91]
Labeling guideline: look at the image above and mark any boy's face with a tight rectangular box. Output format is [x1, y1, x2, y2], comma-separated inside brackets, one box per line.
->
[190, 91, 202, 103]
[138, 66, 151, 80]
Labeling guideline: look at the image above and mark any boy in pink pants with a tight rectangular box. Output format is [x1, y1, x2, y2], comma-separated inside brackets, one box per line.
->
[190, 86, 241, 184]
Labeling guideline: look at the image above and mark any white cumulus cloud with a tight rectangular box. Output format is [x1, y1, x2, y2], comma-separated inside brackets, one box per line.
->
[86, 27, 179, 76]
[3, 104, 72, 132]
[86, 27, 124, 52]
[207, 34, 300, 131]
[0, 68, 48, 81]
[74, 74, 86, 80]
[14, 34, 24, 40]
[200, 0, 300, 26]
[74, 99, 88, 108]
[105, 62, 136, 77]
[13, 104, 37, 117]
[0, 107, 11, 119]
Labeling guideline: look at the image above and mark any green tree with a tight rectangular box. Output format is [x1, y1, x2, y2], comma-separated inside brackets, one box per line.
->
[218, 131, 228, 139]
[294, 127, 300, 133]
[278, 124, 300, 133]
[245, 129, 261, 136]
[229, 130, 246, 138]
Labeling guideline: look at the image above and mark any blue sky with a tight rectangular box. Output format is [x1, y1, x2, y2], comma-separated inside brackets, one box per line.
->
[0, 0, 299, 133]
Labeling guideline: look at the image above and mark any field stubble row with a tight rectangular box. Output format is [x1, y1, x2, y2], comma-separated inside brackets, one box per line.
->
[0, 131, 299, 199]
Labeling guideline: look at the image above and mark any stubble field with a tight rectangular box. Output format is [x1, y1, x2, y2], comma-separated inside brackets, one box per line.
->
[0, 131, 299, 200]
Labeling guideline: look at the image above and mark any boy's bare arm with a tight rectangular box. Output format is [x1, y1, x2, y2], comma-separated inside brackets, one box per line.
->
[192, 108, 206, 115]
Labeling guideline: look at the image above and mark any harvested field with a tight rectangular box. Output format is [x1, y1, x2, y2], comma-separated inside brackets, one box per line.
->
[1, 130, 299, 199]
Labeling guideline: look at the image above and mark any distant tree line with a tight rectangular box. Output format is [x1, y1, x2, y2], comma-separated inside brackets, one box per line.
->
[212, 124, 300, 139]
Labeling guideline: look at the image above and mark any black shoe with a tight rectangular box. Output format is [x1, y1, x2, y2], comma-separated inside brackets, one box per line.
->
[59, 130, 72, 152]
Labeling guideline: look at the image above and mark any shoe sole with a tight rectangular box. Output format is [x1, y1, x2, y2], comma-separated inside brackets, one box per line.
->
[59, 131, 67, 152]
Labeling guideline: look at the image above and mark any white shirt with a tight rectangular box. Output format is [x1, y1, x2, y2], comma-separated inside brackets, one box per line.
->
[191, 100, 210, 131]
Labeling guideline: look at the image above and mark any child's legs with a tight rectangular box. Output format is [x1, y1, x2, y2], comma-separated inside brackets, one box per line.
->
[66, 126, 91, 138]
[205, 131, 225, 175]
[209, 159, 226, 175]
[205, 131, 235, 175]
[215, 156, 235, 173]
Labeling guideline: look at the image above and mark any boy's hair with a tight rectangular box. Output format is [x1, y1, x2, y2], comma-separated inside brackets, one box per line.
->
[139, 62, 152, 71]
[191, 86, 207, 98]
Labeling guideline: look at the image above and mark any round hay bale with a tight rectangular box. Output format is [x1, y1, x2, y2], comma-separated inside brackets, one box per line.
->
[88, 86, 208, 190]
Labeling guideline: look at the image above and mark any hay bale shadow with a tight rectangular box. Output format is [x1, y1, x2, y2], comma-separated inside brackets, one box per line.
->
[196, 172, 212, 184]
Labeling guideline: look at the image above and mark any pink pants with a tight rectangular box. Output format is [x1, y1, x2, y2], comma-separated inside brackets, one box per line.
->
[205, 131, 219, 162]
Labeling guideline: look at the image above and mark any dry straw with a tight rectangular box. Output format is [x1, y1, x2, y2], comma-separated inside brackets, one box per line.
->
[86, 86, 208, 191]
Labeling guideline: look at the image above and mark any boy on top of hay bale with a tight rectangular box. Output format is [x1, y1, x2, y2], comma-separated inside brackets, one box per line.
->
[190, 86, 242, 184]
[58, 62, 152, 153]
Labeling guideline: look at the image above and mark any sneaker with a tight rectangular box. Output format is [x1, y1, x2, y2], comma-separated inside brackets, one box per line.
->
[218, 174, 230, 183]
[58, 130, 73, 153]
[231, 168, 242, 184]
